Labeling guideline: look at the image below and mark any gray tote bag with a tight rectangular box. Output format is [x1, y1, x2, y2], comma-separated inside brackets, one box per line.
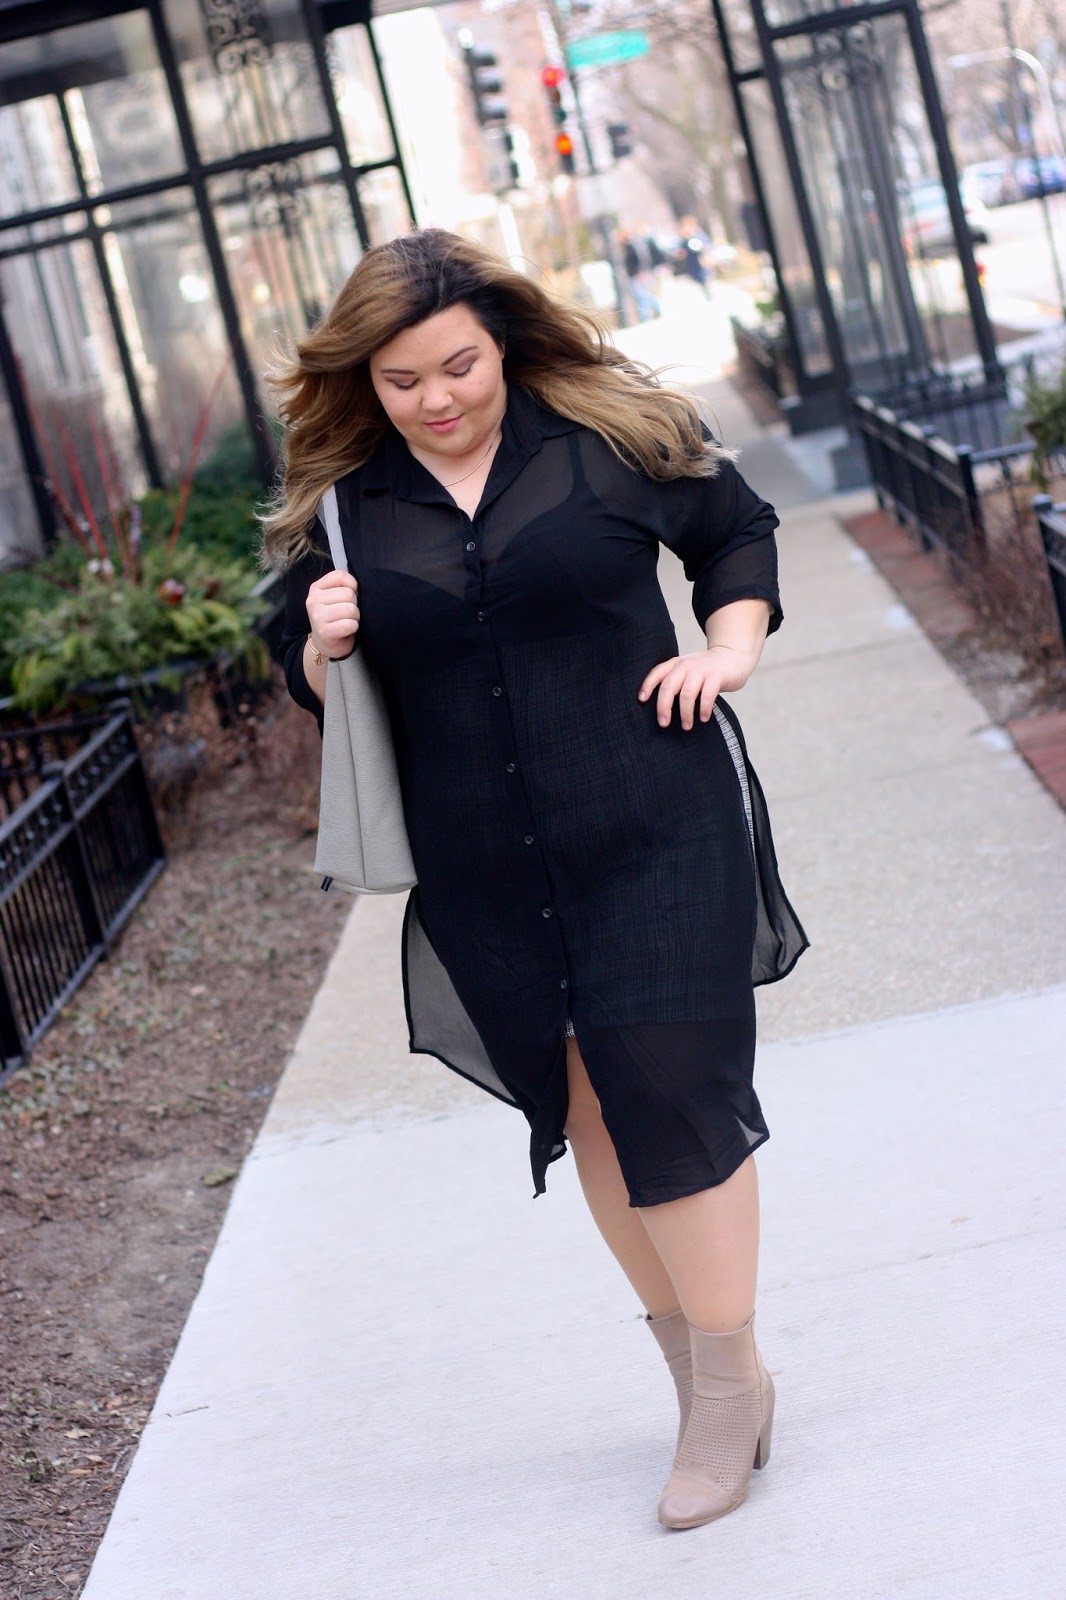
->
[313, 485, 417, 895]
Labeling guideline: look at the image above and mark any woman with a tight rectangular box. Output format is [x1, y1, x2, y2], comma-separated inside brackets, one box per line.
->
[266, 229, 807, 1532]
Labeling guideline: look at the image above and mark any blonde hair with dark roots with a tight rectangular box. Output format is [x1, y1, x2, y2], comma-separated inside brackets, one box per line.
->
[261, 228, 732, 569]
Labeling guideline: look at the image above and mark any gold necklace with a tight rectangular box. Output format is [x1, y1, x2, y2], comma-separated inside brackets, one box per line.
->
[439, 428, 502, 488]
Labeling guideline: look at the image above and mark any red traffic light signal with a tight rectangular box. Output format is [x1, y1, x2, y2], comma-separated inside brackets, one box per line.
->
[541, 65, 565, 88]
[555, 131, 575, 174]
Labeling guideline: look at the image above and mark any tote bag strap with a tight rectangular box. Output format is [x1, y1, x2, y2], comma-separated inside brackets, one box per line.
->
[317, 484, 349, 574]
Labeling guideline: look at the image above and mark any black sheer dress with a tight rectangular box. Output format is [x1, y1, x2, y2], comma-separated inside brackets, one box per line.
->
[282, 385, 807, 1203]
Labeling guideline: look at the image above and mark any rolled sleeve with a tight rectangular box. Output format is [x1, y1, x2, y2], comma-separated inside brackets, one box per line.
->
[656, 459, 783, 636]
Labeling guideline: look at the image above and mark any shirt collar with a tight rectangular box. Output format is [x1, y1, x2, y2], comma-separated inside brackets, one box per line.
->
[358, 383, 579, 503]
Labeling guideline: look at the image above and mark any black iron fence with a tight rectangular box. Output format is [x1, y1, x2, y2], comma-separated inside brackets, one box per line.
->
[730, 317, 792, 402]
[852, 394, 985, 564]
[0, 706, 164, 1083]
[1034, 497, 1066, 652]
[853, 367, 1066, 653]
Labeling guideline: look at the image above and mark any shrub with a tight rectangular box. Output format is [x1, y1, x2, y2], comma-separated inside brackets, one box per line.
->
[6, 546, 268, 715]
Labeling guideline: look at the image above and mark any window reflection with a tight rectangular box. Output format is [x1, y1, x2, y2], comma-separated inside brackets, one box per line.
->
[0, 239, 146, 534]
[95, 192, 248, 481]
[0, 98, 79, 217]
[208, 152, 361, 394]
[165, 0, 331, 163]
[359, 165, 412, 248]
[0, 3, 407, 553]
[0, 12, 182, 204]
[331, 26, 396, 166]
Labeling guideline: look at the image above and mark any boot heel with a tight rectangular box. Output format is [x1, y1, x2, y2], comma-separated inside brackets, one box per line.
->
[753, 1378, 775, 1469]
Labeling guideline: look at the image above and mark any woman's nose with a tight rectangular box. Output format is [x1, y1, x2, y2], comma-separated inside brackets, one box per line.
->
[421, 382, 453, 414]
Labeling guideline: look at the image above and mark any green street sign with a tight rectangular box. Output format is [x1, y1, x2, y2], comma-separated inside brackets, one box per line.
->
[565, 30, 650, 71]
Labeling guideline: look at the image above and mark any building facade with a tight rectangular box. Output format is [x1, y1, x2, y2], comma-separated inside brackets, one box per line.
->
[0, 0, 415, 557]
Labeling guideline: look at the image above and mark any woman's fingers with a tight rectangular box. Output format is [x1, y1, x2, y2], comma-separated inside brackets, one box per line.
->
[306, 571, 360, 652]
[639, 656, 722, 730]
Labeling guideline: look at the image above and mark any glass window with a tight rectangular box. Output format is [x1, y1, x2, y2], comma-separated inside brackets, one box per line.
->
[208, 151, 362, 401]
[0, 97, 79, 217]
[772, 17, 976, 384]
[0, 12, 183, 204]
[0, 388, 41, 562]
[0, 239, 147, 536]
[359, 165, 411, 246]
[165, 0, 332, 163]
[94, 191, 249, 483]
[330, 26, 397, 166]
[717, 0, 765, 76]
[740, 76, 831, 376]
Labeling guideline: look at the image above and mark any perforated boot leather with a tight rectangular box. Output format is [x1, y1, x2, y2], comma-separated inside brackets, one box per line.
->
[645, 1309, 694, 1454]
[657, 1313, 774, 1531]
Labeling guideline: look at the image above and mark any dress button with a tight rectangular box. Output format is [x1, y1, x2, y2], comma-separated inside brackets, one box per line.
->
[505, 762, 516, 773]
[491, 685, 502, 698]
[465, 540, 476, 552]
[477, 610, 487, 622]
[559, 978, 569, 990]
[524, 835, 534, 845]
[542, 907, 552, 918]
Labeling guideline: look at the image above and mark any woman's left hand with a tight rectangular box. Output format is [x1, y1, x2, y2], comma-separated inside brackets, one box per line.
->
[638, 644, 760, 730]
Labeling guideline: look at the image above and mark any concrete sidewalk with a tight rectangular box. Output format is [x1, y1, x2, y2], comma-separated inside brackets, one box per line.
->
[83, 344, 1066, 1599]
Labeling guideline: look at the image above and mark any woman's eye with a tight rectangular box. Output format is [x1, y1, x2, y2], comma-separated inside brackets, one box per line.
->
[393, 381, 416, 391]
[447, 365, 475, 379]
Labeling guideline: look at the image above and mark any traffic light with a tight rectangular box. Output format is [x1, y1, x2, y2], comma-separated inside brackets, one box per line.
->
[607, 122, 632, 160]
[462, 40, 507, 126]
[541, 65, 576, 175]
[503, 129, 521, 188]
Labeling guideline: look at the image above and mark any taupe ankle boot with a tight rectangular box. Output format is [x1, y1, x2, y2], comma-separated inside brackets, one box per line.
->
[645, 1309, 693, 1453]
[657, 1314, 774, 1531]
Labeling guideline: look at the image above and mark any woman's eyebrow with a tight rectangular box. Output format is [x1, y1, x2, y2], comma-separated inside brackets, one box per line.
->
[378, 344, 480, 375]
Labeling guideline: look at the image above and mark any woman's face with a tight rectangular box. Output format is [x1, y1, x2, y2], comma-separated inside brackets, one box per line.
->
[369, 302, 506, 459]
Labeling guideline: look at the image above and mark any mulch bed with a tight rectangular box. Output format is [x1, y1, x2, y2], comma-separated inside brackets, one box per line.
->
[0, 686, 348, 1599]
[844, 506, 1066, 807]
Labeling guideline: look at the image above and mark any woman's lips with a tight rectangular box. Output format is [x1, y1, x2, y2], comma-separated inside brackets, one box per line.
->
[425, 417, 461, 433]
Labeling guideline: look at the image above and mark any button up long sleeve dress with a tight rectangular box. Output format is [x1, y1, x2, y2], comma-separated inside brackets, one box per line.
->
[282, 385, 807, 1203]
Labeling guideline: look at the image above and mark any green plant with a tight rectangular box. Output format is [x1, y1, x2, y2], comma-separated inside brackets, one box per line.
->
[7, 546, 268, 714]
[0, 351, 283, 711]
[138, 486, 261, 566]
[1022, 360, 1066, 490]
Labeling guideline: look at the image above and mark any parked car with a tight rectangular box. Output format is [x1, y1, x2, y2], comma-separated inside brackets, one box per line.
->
[900, 179, 990, 255]
[1013, 154, 1066, 198]
[962, 158, 1021, 208]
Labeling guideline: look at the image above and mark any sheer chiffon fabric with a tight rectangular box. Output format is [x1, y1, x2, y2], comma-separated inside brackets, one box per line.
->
[283, 385, 807, 1201]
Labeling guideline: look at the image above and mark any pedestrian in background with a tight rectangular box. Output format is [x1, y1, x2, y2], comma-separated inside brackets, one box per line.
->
[618, 223, 666, 323]
[266, 229, 806, 1532]
[674, 214, 713, 299]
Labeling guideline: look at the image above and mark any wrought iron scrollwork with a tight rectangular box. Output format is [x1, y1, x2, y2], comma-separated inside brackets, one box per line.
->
[199, 0, 274, 75]
[243, 161, 310, 229]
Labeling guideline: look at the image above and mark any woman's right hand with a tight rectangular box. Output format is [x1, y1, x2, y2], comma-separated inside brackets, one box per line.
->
[306, 570, 360, 660]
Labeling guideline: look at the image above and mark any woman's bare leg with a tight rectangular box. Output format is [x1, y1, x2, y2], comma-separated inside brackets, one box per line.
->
[637, 1158, 760, 1333]
[564, 1038, 679, 1317]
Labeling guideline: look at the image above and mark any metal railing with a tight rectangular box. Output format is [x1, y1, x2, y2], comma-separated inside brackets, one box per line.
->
[730, 317, 792, 402]
[0, 706, 165, 1083]
[851, 394, 985, 563]
[1033, 496, 1066, 652]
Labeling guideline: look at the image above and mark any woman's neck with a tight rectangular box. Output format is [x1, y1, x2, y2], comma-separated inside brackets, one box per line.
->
[408, 401, 508, 489]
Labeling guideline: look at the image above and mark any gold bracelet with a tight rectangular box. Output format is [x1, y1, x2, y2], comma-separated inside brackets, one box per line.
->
[307, 632, 329, 668]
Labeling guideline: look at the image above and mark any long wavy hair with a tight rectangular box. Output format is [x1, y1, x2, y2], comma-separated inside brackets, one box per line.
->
[261, 228, 732, 568]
